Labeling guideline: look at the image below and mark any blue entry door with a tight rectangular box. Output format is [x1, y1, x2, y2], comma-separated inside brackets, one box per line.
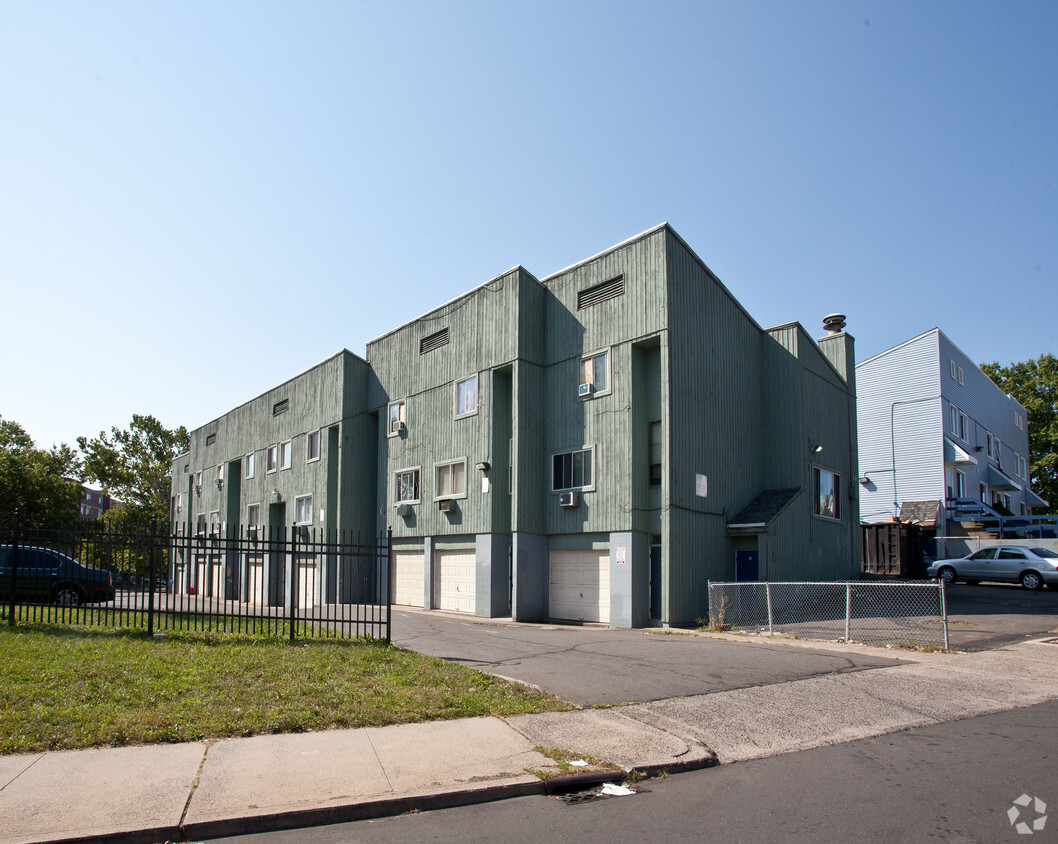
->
[735, 550, 759, 582]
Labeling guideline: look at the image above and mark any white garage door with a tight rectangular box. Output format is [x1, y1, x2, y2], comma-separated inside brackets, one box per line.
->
[296, 557, 316, 609]
[393, 549, 425, 608]
[246, 558, 265, 605]
[549, 549, 610, 624]
[435, 549, 476, 614]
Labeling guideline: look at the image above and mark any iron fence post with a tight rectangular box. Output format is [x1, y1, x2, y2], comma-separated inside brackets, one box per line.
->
[289, 522, 297, 643]
[385, 527, 393, 643]
[844, 583, 852, 643]
[939, 580, 949, 650]
[147, 519, 157, 636]
[765, 582, 773, 636]
[8, 511, 19, 626]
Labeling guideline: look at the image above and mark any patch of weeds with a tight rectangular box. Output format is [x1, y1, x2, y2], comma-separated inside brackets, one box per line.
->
[534, 745, 623, 775]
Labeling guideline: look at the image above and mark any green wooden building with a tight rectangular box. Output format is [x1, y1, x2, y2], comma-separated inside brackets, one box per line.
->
[171, 224, 860, 627]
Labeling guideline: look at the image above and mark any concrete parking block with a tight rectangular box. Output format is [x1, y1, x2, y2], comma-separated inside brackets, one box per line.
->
[0, 742, 203, 844]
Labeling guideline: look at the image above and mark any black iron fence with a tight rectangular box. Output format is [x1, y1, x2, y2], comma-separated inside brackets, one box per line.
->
[1, 513, 392, 641]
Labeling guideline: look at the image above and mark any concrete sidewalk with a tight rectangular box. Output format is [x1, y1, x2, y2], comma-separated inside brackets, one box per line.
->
[3, 637, 1057, 844]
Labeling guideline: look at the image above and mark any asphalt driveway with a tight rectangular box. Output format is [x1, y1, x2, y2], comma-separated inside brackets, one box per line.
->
[391, 608, 903, 707]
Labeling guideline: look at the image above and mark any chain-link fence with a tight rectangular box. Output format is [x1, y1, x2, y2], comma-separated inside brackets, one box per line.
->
[707, 580, 949, 649]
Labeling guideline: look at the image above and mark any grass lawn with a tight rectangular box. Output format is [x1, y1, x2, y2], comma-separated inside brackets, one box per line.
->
[0, 624, 571, 754]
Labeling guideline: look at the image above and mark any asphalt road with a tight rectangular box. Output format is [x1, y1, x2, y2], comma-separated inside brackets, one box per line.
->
[212, 699, 1058, 844]
[390, 608, 904, 706]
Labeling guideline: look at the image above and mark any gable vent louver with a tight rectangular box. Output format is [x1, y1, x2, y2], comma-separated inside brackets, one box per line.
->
[577, 276, 625, 310]
[420, 327, 450, 354]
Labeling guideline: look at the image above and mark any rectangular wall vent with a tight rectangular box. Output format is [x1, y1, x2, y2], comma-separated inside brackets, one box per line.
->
[577, 276, 625, 310]
[420, 327, 450, 354]
[205, 433, 217, 446]
[273, 399, 289, 416]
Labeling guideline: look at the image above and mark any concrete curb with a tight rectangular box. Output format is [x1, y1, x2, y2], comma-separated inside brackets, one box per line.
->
[25, 748, 722, 844]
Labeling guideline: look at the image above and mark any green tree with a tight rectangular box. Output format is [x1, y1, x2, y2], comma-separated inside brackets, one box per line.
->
[0, 416, 81, 517]
[77, 414, 188, 528]
[980, 353, 1057, 510]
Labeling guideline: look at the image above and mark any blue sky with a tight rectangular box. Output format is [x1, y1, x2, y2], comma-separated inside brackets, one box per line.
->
[3, 1, 1055, 452]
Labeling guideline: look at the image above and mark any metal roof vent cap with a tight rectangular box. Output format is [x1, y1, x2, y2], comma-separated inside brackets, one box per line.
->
[823, 313, 847, 334]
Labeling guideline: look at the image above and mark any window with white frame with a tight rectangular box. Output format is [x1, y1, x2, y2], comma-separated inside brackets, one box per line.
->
[553, 447, 594, 491]
[955, 470, 966, 498]
[176, 493, 184, 513]
[266, 445, 278, 473]
[949, 405, 967, 440]
[454, 376, 477, 417]
[279, 440, 292, 470]
[196, 513, 206, 535]
[394, 468, 420, 503]
[245, 453, 255, 479]
[247, 503, 260, 536]
[388, 400, 406, 435]
[435, 459, 467, 499]
[307, 430, 321, 462]
[217, 465, 224, 484]
[813, 467, 841, 520]
[295, 495, 312, 525]
[986, 433, 993, 458]
[579, 350, 609, 395]
[208, 510, 220, 536]
[958, 367, 964, 385]
[994, 439, 1002, 469]
[195, 471, 203, 489]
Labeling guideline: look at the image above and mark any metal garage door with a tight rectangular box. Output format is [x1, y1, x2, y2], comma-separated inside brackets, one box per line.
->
[393, 549, 425, 608]
[210, 561, 225, 599]
[246, 558, 265, 605]
[549, 549, 610, 624]
[435, 549, 476, 614]
[296, 557, 316, 609]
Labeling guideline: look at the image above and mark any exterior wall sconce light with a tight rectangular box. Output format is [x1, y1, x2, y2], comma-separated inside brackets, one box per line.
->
[475, 461, 491, 472]
[271, 489, 282, 503]
[215, 478, 224, 491]
[859, 476, 870, 485]
[812, 444, 824, 453]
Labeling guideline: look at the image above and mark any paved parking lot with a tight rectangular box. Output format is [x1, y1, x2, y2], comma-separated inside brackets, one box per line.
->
[391, 608, 904, 706]
[942, 581, 1058, 649]
[391, 583, 1058, 704]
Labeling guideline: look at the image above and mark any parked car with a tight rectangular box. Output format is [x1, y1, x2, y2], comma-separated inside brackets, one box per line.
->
[926, 545, 1058, 590]
[0, 545, 116, 606]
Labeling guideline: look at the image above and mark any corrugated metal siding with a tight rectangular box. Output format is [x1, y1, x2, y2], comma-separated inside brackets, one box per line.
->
[173, 351, 373, 537]
[665, 234, 766, 625]
[537, 230, 669, 538]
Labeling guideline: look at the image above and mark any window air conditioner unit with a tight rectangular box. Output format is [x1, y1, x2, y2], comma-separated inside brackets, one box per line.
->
[396, 503, 413, 517]
[558, 491, 579, 508]
[438, 499, 454, 513]
[578, 383, 594, 396]
[390, 420, 406, 434]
